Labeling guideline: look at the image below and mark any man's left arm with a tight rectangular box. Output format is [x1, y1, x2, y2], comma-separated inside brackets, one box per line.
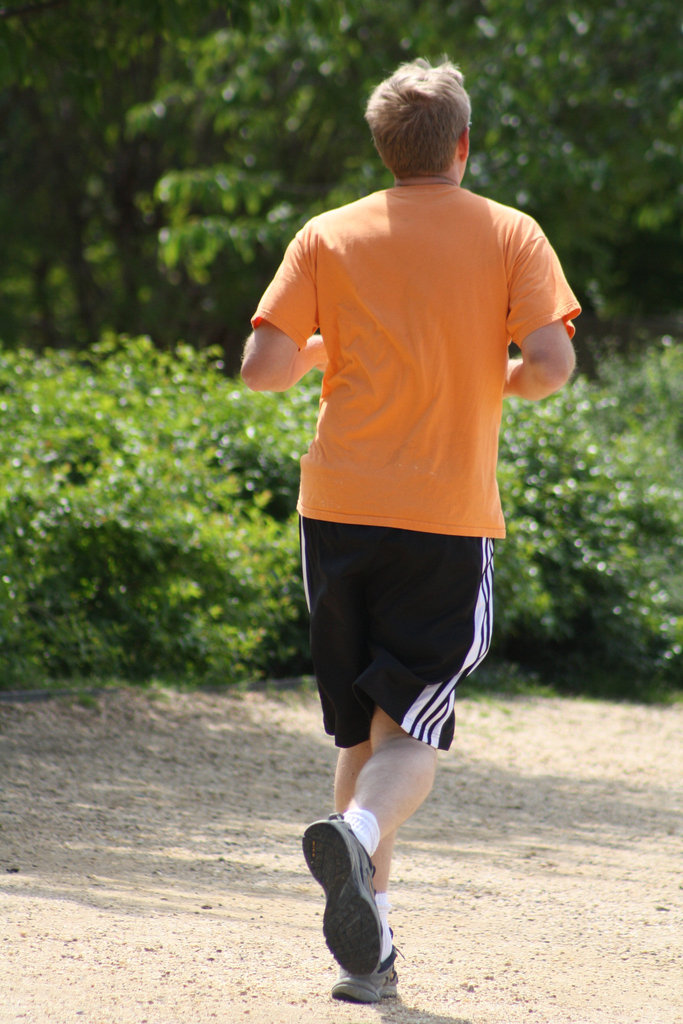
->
[241, 322, 327, 392]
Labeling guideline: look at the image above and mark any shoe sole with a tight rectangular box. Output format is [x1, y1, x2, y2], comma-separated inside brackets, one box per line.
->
[302, 820, 381, 975]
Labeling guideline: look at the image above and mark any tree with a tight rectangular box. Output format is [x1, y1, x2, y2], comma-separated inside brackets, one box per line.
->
[1, 0, 681, 366]
[0, 0, 239, 351]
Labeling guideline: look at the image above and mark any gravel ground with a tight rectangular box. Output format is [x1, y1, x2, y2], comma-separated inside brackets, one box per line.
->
[0, 685, 681, 1024]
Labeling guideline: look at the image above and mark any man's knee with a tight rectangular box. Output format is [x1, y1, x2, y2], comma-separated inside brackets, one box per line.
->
[370, 706, 437, 761]
[369, 705, 404, 745]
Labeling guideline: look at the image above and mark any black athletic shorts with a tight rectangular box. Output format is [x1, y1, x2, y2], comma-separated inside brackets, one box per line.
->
[300, 517, 494, 751]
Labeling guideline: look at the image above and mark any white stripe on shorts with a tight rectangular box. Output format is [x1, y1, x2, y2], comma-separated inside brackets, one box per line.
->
[299, 518, 312, 612]
[400, 537, 494, 748]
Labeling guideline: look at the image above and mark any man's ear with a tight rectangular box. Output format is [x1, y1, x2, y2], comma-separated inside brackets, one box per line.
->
[456, 126, 470, 162]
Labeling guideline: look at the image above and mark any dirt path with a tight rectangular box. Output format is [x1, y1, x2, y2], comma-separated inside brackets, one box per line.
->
[0, 686, 681, 1024]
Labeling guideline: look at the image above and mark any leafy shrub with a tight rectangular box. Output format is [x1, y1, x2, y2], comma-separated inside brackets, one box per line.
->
[494, 339, 682, 696]
[0, 338, 314, 687]
[0, 335, 680, 697]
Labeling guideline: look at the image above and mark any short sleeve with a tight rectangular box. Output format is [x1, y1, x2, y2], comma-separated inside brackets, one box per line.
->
[506, 229, 581, 345]
[251, 223, 319, 350]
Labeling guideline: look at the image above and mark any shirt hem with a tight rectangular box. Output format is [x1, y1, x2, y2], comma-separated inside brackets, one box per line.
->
[297, 501, 506, 539]
[251, 308, 308, 350]
[513, 302, 581, 345]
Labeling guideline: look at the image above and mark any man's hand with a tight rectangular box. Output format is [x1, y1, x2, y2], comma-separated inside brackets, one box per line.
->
[303, 333, 328, 372]
[504, 320, 576, 400]
[241, 322, 327, 392]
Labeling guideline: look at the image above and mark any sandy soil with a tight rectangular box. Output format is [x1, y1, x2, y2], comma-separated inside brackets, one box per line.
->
[0, 685, 681, 1024]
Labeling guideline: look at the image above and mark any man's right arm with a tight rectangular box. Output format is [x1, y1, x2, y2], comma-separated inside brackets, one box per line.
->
[504, 320, 576, 400]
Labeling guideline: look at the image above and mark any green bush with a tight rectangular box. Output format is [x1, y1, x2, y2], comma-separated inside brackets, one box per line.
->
[0, 338, 313, 687]
[495, 339, 682, 696]
[0, 335, 680, 697]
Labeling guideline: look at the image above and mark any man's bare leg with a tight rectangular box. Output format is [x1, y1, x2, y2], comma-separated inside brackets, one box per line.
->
[334, 742, 371, 811]
[334, 743, 397, 892]
[332, 707, 437, 964]
[349, 706, 438, 840]
[333, 713, 435, 891]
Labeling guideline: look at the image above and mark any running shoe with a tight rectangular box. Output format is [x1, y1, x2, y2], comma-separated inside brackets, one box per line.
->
[331, 947, 399, 1003]
[302, 813, 381, 975]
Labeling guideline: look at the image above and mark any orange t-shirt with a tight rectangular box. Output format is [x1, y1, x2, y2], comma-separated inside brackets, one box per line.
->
[252, 184, 580, 537]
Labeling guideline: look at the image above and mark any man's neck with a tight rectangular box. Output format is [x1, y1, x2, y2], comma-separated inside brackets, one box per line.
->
[394, 173, 459, 187]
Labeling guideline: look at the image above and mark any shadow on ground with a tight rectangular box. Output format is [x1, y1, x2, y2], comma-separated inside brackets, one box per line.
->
[0, 686, 678, 918]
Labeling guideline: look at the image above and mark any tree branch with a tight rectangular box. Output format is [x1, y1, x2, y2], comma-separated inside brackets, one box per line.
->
[0, 0, 69, 19]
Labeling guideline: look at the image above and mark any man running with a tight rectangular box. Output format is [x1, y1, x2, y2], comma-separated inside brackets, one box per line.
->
[242, 57, 580, 1003]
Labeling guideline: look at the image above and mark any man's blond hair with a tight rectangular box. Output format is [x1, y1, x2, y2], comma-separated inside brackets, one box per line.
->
[364, 58, 471, 178]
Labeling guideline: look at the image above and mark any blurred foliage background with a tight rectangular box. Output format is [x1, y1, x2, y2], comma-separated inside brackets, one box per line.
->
[0, 339, 679, 695]
[1, 0, 681, 368]
[0, 0, 681, 694]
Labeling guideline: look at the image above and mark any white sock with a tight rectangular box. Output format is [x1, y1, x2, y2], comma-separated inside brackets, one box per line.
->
[342, 807, 380, 857]
[375, 891, 394, 961]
